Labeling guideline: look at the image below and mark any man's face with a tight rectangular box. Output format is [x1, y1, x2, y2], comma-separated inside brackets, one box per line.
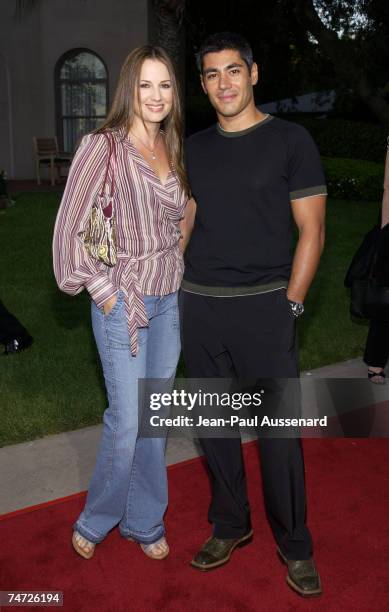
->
[200, 49, 258, 118]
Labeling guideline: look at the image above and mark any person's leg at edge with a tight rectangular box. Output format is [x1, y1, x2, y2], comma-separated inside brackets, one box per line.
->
[364, 318, 389, 383]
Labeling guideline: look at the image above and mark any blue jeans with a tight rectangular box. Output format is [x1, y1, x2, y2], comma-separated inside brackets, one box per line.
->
[75, 291, 180, 544]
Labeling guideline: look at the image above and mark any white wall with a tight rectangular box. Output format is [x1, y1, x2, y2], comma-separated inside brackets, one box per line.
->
[0, 0, 149, 179]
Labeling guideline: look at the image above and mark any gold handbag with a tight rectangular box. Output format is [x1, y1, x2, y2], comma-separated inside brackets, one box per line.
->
[82, 133, 117, 267]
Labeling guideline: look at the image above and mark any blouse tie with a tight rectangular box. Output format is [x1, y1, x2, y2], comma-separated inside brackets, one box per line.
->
[117, 246, 178, 355]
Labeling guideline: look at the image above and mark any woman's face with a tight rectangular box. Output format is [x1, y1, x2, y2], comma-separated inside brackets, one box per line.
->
[134, 58, 173, 124]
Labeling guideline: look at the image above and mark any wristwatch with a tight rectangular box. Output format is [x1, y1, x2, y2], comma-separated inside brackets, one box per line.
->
[288, 300, 305, 318]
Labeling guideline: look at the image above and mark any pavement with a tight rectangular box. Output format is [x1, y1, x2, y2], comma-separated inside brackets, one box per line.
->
[1, 357, 387, 516]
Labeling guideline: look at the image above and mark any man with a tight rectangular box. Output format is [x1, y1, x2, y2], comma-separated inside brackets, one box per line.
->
[180, 32, 326, 596]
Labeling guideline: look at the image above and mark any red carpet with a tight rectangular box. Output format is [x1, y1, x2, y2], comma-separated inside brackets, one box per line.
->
[1, 439, 389, 611]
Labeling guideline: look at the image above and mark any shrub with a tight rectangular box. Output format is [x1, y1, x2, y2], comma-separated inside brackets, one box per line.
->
[322, 157, 384, 201]
[186, 105, 387, 163]
[295, 118, 386, 163]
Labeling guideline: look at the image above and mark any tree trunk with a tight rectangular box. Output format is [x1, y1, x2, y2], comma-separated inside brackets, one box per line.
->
[151, 0, 186, 105]
[357, 75, 389, 129]
[152, 0, 185, 66]
[14, 0, 40, 20]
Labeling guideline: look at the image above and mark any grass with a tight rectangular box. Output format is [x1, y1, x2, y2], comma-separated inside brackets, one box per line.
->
[298, 198, 378, 369]
[0, 193, 379, 446]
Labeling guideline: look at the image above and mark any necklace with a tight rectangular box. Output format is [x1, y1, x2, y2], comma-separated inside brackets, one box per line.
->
[130, 131, 159, 160]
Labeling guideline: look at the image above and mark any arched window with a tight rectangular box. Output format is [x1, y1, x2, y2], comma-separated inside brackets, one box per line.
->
[55, 49, 108, 153]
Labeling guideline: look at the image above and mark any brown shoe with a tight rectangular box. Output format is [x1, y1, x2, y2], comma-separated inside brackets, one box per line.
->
[277, 548, 322, 597]
[191, 530, 253, 571]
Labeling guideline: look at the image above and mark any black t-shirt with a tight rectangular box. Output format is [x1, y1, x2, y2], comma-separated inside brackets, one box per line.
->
[184, 115, 326, 287]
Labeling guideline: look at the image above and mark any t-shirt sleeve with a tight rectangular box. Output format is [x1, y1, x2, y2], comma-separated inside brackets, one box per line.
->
[287, 125, 327, 200]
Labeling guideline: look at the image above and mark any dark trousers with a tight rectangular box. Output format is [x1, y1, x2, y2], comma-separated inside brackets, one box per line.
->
[180, 289, 313, 560]
[0, 299, 29, 345]
[364, 318, 389, 369]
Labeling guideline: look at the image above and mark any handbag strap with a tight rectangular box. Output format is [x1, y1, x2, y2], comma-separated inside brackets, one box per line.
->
[99, 133, 116, 197]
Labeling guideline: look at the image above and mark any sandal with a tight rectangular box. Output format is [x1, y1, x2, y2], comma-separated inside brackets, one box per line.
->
[368, 369, 386, 385]
[72, 531, 96, 559]
[140, 537, 169, 560]
[126, 535, 169, 560]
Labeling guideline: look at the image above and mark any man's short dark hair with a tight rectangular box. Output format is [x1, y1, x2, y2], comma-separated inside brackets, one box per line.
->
[196, 32, 253, 73]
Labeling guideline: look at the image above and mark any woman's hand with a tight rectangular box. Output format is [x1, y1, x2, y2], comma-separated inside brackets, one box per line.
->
[103, 294, 118, 315]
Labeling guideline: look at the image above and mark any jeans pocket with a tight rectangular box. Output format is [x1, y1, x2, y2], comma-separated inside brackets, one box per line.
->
[104, 296, 130, 349]
[102, 291, 124, 318]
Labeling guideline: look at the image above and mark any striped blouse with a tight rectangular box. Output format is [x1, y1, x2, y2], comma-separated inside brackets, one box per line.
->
[52, 128, 187, 354]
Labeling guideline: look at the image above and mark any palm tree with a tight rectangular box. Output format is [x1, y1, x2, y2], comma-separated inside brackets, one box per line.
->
[152, 0, 185, 66]
[14, 0, 36, 19]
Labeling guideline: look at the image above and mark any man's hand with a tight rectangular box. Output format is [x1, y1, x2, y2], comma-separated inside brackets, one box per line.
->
[103, 294, 117, 315]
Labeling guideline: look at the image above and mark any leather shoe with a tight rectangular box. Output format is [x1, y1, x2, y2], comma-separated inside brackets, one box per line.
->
[191, 529, 253, 571]
[277, 548, 322, 597]
[3, 335, 33, 355]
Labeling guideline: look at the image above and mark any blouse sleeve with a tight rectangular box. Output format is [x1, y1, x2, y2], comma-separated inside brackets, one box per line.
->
[52, 133, 117, 307]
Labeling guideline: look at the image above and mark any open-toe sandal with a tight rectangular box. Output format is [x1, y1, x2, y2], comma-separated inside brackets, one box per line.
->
[72, 531, 96, 559]
[140, 537, 169, 560]
[368, 369, 386, 384]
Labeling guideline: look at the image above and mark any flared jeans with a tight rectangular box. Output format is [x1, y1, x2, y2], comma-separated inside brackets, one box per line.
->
[75, 291, 180, 544]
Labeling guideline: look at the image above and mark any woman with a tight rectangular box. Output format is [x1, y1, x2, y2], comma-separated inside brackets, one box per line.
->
[364, 138, 389, 383]
[53, 46, 189, 560]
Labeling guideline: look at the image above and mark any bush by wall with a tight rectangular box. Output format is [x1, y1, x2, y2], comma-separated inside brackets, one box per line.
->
[322, 157, 384, 201]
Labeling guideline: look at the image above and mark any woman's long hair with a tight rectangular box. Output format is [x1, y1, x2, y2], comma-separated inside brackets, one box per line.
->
[96, 45, 189, 195]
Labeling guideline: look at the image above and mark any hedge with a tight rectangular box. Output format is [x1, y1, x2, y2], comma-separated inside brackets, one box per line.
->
[186, 108, 387, 163]
[294, 118, 386, 163]
[322, 157, 384, 201]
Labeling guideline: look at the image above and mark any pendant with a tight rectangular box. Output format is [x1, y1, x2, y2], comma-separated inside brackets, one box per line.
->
[151, 154, 156, 160]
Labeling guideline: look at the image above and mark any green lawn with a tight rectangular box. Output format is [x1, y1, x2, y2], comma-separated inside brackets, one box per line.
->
[0, 193, 379, 446]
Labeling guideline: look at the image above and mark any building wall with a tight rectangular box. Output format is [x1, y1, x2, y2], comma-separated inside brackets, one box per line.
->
[0, 0, 149, 179]
[0, 53, 13, 179]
